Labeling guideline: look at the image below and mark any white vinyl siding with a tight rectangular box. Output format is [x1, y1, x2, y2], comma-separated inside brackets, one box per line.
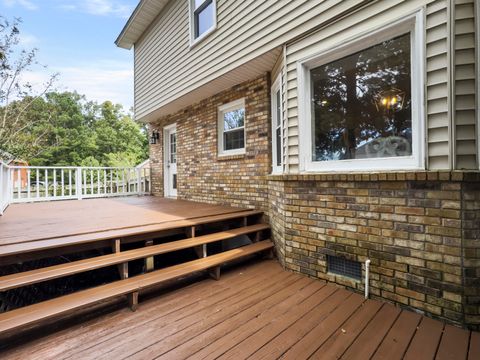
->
[134, 0, 373, 121]
[426, 0, 450, 169]
[453, 0, 477, 169]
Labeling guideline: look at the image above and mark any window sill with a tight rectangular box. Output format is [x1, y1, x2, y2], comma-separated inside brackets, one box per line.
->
[267, 171, 480, 182]
[217, 153, 246, 161]
[190, 25, 216, 49]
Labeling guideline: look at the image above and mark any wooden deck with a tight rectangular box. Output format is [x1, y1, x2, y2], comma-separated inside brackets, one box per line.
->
[0, 197, 257, 263]
[1, 260, 477, 360]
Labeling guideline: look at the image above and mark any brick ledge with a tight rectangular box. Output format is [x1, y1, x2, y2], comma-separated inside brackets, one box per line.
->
[267, 171, 480, 182]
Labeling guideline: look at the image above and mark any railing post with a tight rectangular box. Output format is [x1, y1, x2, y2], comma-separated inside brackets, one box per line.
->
[76, 167, 83, 200]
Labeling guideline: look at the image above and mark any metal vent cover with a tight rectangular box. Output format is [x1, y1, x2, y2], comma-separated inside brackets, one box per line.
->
[327, 255, 362, 280]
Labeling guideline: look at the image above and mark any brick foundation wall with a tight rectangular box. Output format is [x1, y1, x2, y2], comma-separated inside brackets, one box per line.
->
[149, 74, 271, 211]
[268, 172, 480, 329]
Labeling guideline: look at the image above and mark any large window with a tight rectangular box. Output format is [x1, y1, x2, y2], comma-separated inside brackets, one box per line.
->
[218, 99, 246, 156]
[190, 0, 216, 45]
[298, 14, 424, 171]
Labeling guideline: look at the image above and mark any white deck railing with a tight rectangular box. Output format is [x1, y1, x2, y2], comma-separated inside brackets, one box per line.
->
[0, 162, 150, 215]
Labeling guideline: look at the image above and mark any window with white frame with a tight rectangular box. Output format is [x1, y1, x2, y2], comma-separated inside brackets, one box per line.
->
[272, 77, 283, 173]
[298, 13, 424, 171]
[190, 0, 216, 44]
[218, 99, 246, 156]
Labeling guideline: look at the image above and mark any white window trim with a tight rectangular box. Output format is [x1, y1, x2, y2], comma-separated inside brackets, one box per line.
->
[271, 75, 283, 174]
[189, 0, 217, 48]
[218, 98, 246, 157]
[297, 10, 426, 172]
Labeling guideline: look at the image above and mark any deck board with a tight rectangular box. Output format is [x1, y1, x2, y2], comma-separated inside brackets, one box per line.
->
[404, 316, 444, 360]
[436, 324, 470, 360]
[0, 197, 247, 246]
[0, 260, 476, 360]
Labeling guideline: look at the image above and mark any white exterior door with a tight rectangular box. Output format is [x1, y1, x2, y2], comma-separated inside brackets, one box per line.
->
[164, 124, 177, 198]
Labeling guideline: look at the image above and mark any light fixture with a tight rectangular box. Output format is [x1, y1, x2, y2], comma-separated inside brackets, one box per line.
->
[375, 88, 405, 111]
[150, 130, 160, 145]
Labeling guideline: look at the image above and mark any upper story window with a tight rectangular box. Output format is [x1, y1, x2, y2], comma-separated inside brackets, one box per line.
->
[298, 12, 424, 171]
[190, 0, 216, 45]
[218, 99, 246, 156]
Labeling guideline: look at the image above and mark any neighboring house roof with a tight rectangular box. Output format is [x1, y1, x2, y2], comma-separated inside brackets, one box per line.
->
[136, 159, 150, 169]
[115, 0, 170, 49]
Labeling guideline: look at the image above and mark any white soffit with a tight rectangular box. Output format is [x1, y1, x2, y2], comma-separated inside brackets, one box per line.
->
[139, 47, 282, 123]
[116, 0, 170, 50]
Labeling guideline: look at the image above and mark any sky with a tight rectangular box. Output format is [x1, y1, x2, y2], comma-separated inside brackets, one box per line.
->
[0, 0, 138, 109]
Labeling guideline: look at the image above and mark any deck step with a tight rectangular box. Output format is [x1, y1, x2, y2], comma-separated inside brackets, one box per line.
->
[0, 209, 264, 259]
[0, 240, 274, 336]
[0, 224, 270, 291]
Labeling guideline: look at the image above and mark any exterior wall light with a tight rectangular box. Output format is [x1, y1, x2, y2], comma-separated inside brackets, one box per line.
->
[150, 130, 160, 145]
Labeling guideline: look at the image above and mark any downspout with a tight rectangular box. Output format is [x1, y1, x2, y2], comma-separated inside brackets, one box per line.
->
[364, 259, 371, 299]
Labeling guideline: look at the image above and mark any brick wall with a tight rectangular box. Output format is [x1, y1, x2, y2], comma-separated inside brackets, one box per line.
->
[149, 74, 271, 211]
[269, 172, 480, 329]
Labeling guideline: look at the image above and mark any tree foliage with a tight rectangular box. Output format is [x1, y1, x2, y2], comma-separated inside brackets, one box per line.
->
[0, 17, 148, 167]
[23, 92, 148, 167]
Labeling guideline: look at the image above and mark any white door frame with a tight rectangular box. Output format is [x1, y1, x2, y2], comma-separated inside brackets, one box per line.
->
[163, 123, 177, 198]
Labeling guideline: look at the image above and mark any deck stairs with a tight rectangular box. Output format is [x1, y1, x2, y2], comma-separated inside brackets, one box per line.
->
[0, 209, 273, 337]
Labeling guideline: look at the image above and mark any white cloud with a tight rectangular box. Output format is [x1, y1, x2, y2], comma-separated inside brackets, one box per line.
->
[2, 0, 38, 10]
[20, 60, 134, 109]
[59, 0, 133, 19]
[18, 32, 39, 46]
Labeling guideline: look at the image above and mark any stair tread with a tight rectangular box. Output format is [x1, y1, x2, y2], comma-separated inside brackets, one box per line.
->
[0, 224, 270, 291]
[0, 209, 263, 258]
[0, 241, 274, 334]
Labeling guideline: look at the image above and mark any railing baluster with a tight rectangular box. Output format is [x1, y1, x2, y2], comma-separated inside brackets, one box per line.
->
[45, 169, 48, 198]
[16, 169, 21, 199]
[69, 170, 72, 196]
[104, 169, 107, 194]
[61, 170, 65, 197]
[97, 170, 100, 195]
[36, 170, 40, 198]
[53, 169, 57, 198]
[90, 169, 94, 196]
[115, 170, 119, 195]
[110, 169, 113, 194]
[83, 169, 87, 196]
[27, 169, 31, 200]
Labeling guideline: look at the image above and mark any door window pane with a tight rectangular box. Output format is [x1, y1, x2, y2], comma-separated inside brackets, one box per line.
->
[170, 133, 176, 164]
[310, 33, 412, 162]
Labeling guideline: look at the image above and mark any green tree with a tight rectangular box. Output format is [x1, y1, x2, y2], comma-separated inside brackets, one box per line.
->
[0, 17, 148, 167]
[0, 17, 57, 159]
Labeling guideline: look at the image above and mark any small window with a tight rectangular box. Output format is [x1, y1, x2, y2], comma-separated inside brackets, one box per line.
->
[327, 255, 362, 280]
[190, 0, 216, 45]
[218, 99, 246, 156]
[271, 76, 283, 173]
